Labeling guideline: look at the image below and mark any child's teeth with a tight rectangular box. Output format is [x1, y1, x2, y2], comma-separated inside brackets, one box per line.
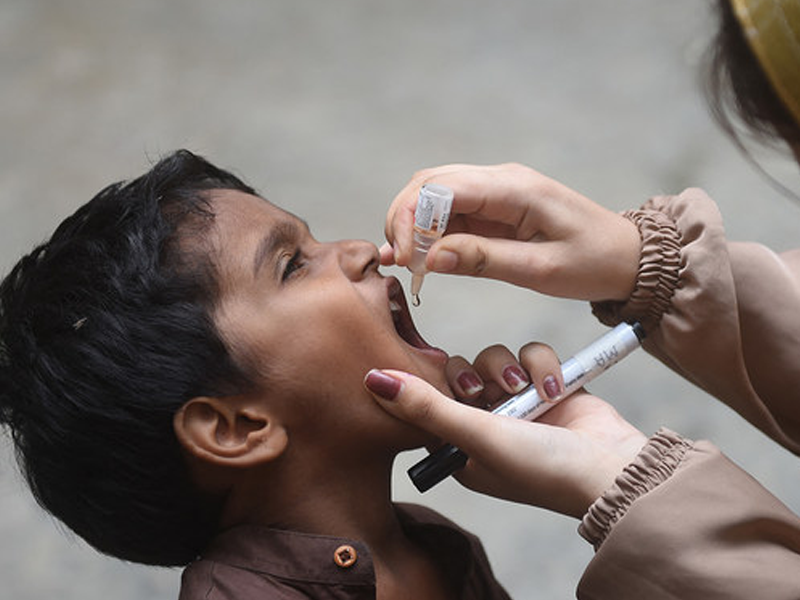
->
[389, 299, 402, 312]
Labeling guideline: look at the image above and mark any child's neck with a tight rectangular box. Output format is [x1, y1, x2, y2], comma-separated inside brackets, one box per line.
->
[219, 453, 456, 599]
[222, 450, 400, 546]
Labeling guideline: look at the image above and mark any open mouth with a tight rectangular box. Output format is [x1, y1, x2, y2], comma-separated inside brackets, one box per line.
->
[387, 277, 444, 358]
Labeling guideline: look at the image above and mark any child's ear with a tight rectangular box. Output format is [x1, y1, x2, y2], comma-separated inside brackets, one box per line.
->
[173, 396, 288, 467]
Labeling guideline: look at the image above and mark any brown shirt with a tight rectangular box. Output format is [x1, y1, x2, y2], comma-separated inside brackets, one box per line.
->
[179, 503, 511, 600]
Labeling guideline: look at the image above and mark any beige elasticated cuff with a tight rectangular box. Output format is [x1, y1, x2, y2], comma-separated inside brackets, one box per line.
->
[578, 428, 693, 550]
[591, 209, 682, 332]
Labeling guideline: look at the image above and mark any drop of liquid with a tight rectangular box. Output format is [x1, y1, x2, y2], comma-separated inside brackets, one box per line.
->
[412, 294, 421, 307]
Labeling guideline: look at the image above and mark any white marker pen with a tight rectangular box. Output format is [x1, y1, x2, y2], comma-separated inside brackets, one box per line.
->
[408, 184, 454, 306]
[408, 322, 645, 492]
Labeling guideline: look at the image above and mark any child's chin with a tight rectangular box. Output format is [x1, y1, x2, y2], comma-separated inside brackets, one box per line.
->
[413, 366, 452, 397]
[395, 422, 440, 452]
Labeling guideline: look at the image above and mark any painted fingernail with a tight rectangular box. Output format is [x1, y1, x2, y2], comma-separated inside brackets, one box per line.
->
[456, 370, 484, 396]
[364, 369, 402, 400]
[543, 375, 562, 401]
[431, 249, 458, 273]
[502, 365, 530, 393]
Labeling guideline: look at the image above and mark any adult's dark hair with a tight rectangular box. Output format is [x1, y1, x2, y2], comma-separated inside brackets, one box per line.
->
[0, 150, 256, 566]
[705, 0, 800, 149]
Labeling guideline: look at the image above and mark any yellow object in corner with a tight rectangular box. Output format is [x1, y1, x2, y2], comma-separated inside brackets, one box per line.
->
[730, 0, 800, 126]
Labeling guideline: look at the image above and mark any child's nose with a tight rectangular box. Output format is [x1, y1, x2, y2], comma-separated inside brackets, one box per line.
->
[333, 239, 380, 280]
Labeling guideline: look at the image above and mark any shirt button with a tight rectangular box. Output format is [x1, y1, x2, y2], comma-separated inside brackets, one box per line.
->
[333, 544, 358, 568]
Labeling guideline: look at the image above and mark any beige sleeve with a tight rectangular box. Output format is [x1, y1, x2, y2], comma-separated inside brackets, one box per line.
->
[592, 188, 800, 454]
[577, 429, 800, 600]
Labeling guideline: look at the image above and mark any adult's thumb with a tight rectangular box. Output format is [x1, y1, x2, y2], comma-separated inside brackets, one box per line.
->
[363, 369, 491, 451]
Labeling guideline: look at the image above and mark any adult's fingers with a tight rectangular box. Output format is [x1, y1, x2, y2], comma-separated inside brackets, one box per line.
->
[517, 341, 564, 403]
[363, 369, 506, 457]
[472, 344, 530, 395]
[384, 163, 549, 266]
[384, 164, 472, 265]
[444, 355, 485, 401]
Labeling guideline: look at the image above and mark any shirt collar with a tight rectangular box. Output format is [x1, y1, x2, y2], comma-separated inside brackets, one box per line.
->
[196, 504, 474, 589]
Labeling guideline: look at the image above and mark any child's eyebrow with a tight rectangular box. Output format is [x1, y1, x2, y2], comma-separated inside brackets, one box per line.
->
[252, 218, 309, 278]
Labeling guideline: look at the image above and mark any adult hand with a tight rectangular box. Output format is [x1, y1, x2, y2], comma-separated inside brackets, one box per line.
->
[382, 163, 641, 302]
[364, 343, 647, 518]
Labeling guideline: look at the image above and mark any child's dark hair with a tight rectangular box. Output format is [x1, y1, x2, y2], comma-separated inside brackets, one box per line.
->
[705, 0, 800, 149]
[0, 150, 256, 566]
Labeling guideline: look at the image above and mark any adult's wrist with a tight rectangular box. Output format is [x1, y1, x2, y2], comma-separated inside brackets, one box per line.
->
[591, 209, 681, 331]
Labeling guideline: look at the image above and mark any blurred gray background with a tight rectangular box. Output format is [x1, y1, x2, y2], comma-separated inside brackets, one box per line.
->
[2, 0, 799, 598]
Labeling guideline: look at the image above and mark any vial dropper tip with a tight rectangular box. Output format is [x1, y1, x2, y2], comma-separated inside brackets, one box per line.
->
[410, 273, 424, 307]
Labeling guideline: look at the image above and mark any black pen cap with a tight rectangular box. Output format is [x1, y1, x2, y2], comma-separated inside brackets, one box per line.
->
[407, 444, 468, 492]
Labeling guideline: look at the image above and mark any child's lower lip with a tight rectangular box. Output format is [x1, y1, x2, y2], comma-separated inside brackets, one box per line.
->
[415, 345, 449, 365]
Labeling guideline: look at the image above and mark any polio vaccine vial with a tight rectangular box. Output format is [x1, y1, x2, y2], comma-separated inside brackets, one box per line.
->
[408, 183, 454, 306]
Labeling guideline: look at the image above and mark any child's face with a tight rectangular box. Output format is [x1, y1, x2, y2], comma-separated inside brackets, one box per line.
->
[206, 189, 450, 449]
